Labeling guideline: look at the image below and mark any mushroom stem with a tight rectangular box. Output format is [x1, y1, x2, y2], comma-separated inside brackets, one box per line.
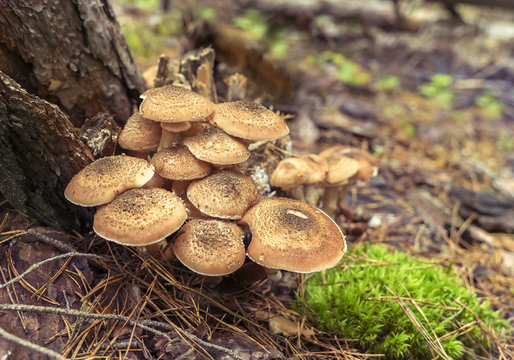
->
[322, 186, 340, 218]
[172, 180, 189, 197]
[289, 186, 305, 203]
[304, 184, 320, 207]
[157, 130, 180, 151]
[142, 239, 175, 262]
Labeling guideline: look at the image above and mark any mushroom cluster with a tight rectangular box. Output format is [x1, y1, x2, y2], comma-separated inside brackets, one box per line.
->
[270, 145, 378, 217]
[65, 85, 347, 275]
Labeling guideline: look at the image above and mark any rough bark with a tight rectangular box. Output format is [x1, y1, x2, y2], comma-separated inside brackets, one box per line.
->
[0, 71, 93, 230]
[0, 0, 145, 126]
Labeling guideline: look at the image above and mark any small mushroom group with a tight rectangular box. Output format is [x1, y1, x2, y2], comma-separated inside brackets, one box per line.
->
[65, 85, 347, 275]
[270, 145, 378, 217]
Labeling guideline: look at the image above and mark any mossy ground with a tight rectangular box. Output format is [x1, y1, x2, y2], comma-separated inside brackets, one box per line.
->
[297, 244, 509, 359]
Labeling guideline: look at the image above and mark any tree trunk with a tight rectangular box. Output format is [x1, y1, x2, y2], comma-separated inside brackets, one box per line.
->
[0, 71, 93, 231]
[0, 0, 145, 126]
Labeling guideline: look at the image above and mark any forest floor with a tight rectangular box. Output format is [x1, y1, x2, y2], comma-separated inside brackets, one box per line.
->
[0, 0, 513, 359]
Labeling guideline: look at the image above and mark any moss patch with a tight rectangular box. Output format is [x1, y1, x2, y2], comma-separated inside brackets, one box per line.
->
[297, 244, 508, 359]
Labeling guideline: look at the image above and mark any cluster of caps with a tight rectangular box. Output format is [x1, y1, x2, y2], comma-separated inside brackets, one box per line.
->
[65, 85, 346, 276]
[270, 145, 378, 206]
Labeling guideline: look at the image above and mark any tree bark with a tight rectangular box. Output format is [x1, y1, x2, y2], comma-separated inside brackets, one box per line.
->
[0, 0, 145, 126]
[0, 71, 93, 231]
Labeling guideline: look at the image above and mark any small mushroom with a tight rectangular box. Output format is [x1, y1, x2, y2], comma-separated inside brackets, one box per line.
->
[210, 100, 289, 141]
[173, 219, 246, 276]
[270, 154, 328, 205]
[319, 145, 377, 217]
[139, 85, 215, 150]
[240, 197, 346, 273]
[93, 188, 187, 246]
[182, 125, 250, 165]
[150, 144, 212, 181]
[64, 155, 155, 207]
[269, 157, 310, 201]
[187, 169, 258, 219]
[118, 112, 162, 153]
[140, 85, 215, 122]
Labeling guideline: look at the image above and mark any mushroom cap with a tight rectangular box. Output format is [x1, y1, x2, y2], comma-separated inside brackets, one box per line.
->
[270, 157, 310, 190]
[320, 145, 377, 182]
[119, 112, 162, 152]
[151, 145, 212, 180]
[187, 170, 258, 219]
[182, 125, 250, 165]
[173, 219, 246, 276]
[209, 100, 289, 141]
[140, 85, 215, 122]
[161, 121, 192, 133]
[93, 188, 187, 246]
[240, 197, 346, 273]
[319, 149, 360, 186]
[64, 155, 155, 207]
[302, 154, 328, 184]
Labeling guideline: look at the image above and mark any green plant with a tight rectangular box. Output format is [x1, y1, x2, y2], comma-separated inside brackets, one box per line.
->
[233, 9, 268, 40]
[475, 93, 503, 118]
[418, 74, 454, 109]
[315, 50, 371, 85]
[297, 244, 508, 359]
[377, 75, 400, 91]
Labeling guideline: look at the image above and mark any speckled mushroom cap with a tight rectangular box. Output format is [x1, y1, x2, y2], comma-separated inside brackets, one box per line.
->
[93, 188, 187, 246]
[187, 170, 258, 219]
[209, 100, 289, 141]
[150, 145, 212, 180]
[140, 85, 215, 122]
[182, 125, 250, 165]
[119, 112, 162, 152]
[64, 155, 155, 207]
[240, 197, 346, 273]
[270, 157, 310, 190]
[173, 219, 246, 276]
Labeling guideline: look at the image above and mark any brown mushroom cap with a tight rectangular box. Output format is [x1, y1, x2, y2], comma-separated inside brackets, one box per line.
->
[302, 154, 328, 184]
[320, 145, 377, 182]
[64, 155, 155, 206]
[93, 188, 187, 246]
[187, 170, 258, 219]
[119, 112, 162, 152]
[150, 145, 212, 180]
[209, 100, 289, 141]
[322, 155, 359, 186]
[240, 197, 346, 273]
[182, 125, 250, 165]
[270, 157, 310, 190]
[140, 85, 215, 122]
[173, 219, 246, 276]
[161, 121, 192, 133]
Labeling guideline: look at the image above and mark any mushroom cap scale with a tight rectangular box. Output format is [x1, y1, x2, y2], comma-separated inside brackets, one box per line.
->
[173, 219, 246, 276]
[140, 85, 215, 122]
[209, 100, 289, 141]
[118, 112, 162, 152]
[187, 170, 258, 220]
[150, 145, 212, 180]
[240, 197, 346, 273]
[64, 155, 155, 207]
[93, 188, 187, 246]
[182, 126, 250, 165]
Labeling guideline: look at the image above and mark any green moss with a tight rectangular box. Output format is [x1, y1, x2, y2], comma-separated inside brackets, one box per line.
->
[297, 244, 508, 359]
